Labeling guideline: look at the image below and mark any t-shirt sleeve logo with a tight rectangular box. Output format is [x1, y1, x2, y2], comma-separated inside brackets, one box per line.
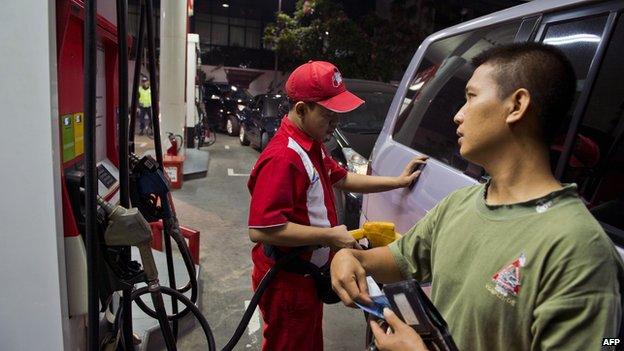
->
[491, 253, 526, 297]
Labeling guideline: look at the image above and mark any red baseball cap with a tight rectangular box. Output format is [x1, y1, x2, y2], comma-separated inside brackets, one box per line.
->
[286, 61, 364, 113]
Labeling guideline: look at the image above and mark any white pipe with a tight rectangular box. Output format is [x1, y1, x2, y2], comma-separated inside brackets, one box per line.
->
[186, 33, 200, 129]
[159, 0, 188, 154]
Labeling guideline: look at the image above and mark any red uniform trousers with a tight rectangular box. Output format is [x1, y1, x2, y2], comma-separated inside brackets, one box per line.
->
[251, 244, 324, 351]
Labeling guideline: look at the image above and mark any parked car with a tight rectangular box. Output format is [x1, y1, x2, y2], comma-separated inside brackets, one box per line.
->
[324, 79, 397, 229]
[239, 94, 288, 150]
[202, 82, 253, 135]
[362, 0, 624, 264]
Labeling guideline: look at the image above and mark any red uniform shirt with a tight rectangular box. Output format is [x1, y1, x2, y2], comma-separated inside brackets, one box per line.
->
[248, 116, 348, 269]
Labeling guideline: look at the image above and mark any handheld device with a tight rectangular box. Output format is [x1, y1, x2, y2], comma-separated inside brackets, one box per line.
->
[383, 279, 458, 351]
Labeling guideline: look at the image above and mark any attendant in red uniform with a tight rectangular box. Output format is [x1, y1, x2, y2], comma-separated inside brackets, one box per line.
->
[247, 61, 426, 351]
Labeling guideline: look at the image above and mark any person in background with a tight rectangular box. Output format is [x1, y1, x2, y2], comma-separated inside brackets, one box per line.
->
[138, 76, 152, 136]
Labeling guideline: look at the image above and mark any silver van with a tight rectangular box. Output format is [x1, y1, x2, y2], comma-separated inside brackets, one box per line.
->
[362, 0, 624, 258]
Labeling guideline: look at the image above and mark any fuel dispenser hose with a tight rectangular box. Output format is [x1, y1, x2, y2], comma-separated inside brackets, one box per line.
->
[128, 246, 305, 351]
[127, 153, 199, 321]
[131, 212, 199, 321]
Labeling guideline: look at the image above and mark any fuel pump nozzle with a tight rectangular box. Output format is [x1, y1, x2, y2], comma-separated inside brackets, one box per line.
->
[96, 196, 158, 281]
[350, 222, 402, 248]
[96, 195, 179, 350]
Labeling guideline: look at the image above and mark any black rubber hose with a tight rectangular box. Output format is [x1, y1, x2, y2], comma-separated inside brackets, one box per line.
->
[130, 0, 199, 320]
[151, 283, 178, 350]
[145, 0, 163, 166]
[83, 0, 99, 350]
[133, 212, 198, 321]
[116, 0, 130, 209]
[130, 247, 304, 350]
[116, 1, 134, 349]
[131, 192, 198, 321]
[132, 286, 216, 351]
[220, 247, 305, 351]
[161, 217, 180, 338]
[144, 0, 180, 336]
[164, 191, 197, 277]
[129, 0, 145, 154]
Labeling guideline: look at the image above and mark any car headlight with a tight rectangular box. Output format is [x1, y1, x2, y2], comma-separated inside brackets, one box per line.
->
[342, 147, 369, 175]
[237, 104, 245, 111]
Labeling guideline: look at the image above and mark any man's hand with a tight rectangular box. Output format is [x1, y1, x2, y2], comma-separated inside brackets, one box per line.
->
[370, 308, 429, 351]
[396, 156, 428, 188]
[330, 249, 372, 307]
[325, 225, 362, 250]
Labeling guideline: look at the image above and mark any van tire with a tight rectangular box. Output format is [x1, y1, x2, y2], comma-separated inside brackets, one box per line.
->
[226, 116, 239, 136]
[239, 125, 250, 146]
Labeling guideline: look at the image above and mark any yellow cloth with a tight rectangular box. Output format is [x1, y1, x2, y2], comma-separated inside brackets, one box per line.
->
[138, 86, 151, 108]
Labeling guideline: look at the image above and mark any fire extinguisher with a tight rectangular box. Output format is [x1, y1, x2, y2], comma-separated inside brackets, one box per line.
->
[166, 132, 183, 156]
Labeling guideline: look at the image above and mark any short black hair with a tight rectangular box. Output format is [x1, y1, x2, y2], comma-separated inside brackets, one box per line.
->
[472, 42, 576, 144]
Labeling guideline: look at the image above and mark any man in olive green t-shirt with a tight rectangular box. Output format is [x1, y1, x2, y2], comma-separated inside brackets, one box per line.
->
[331, 43, 623, 351]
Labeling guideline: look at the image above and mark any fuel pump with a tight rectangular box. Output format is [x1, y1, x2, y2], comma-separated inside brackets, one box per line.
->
[56, 0, 200, 348]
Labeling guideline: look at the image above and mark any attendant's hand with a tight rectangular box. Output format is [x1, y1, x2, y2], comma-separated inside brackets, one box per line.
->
[370, 308, 429, 351]
[325, 225, 362, 250]
[330, 249, 372, 307]
[396, 156, 428, 188]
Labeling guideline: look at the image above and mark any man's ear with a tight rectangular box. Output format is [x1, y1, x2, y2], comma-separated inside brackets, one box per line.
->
[294, 101, 308, 118]
[505, 88, 531, 125]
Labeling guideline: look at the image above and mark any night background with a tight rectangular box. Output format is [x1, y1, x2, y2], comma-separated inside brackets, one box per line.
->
[128, 0, 525, 87]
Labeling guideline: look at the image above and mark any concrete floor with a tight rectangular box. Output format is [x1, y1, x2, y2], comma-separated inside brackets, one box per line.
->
[141, 134, 367, 350]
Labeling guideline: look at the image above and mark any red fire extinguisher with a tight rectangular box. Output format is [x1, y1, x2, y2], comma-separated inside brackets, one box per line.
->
[166, 132, 183, 156]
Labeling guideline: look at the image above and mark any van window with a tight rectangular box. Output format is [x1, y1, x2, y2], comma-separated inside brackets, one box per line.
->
[339, 91, 396, 134]
[263, 97, 286, 117]
[556, 15, 624, 241]
[541, 15, 607, 89]
[540, 15, 608, 171]
[392, 21, 521, 178]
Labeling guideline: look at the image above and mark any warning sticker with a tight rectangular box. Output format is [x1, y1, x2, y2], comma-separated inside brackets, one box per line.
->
[165, 167, 178, 182]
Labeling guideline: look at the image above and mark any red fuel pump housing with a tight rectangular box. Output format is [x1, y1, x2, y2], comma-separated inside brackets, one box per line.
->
[57, 0, 121, 236]
[56, 0, 121, 320]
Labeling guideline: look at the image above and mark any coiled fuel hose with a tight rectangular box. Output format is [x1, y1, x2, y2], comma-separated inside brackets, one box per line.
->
[128, 247, 305, 351]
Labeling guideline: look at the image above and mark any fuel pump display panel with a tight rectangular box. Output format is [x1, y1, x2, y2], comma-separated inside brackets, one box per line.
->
[97, 164, 116, 188]
[96, 160, 120, 204]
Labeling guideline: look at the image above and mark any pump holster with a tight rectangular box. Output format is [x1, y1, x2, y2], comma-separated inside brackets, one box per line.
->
[263, 244, 340, 304]
[129, 154, 169, 222]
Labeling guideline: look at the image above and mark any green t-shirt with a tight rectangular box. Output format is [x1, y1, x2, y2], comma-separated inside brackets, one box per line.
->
[389, 183, 623, 351]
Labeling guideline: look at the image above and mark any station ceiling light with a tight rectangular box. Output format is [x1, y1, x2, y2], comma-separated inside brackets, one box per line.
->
[222, 3, 229, 8]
